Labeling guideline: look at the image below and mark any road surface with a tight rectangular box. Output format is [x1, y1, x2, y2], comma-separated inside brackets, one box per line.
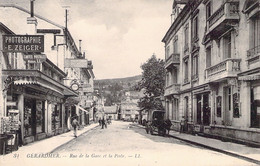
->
[52, 121, 256, 166]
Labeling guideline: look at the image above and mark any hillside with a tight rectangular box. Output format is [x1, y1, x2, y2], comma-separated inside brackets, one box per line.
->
[94, 75, 142, 106]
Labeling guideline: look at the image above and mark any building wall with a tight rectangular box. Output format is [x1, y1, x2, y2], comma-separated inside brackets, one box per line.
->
[164, 0, 260, 143]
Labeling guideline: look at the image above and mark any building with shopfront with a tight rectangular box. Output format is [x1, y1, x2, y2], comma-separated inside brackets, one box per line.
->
[0, 3, 95, 145]
[162, 0, 260, 145]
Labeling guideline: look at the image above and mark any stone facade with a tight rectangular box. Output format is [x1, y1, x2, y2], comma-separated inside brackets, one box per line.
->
[163, 0, 260, 145]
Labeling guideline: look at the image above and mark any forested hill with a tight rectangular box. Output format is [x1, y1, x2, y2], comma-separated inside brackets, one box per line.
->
[94, 75, 142, 90]
[94, 75, 142, 106]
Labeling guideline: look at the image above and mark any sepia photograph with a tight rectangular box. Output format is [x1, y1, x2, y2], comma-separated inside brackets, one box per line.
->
[0, 0, 260, 165]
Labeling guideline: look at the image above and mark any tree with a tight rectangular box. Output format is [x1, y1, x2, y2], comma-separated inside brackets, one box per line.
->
[137, 54, 165, 111]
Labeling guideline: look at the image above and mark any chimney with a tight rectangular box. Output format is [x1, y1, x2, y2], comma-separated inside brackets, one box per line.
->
[27, 0, 37, 34]
[30, 0, 34, 17]
[79, 40, 82, 53]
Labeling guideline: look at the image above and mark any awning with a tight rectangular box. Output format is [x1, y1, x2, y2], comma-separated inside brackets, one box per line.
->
[238, 73, 260, 81]
[75, 105, 89, 114]
[3, 69, 78, 97]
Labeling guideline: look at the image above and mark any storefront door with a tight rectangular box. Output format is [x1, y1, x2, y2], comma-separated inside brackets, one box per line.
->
[251, 87, 260, 128]
[202, 94, 210, 125]
[196, 95, 202, 124]
[224, 86, 232, 126]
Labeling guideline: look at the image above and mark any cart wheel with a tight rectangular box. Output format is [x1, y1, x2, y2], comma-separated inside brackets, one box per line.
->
[150, 128, 154, 135]
[145, 128, 149, 134]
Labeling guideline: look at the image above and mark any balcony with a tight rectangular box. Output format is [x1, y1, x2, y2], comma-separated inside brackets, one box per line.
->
[164, 83, 180, 96]
[207, 1, 239, 37]
[205, 58, 241, 82]
[165, 53, 180, 70]
[247, 45, 260, 67]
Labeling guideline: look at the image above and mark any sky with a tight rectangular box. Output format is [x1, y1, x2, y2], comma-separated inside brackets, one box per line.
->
[2, 0, 173, 79]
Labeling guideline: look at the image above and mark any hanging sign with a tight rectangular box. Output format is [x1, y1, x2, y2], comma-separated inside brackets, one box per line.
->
[3, 35, 44, 53]
[23, 54, 47, 63]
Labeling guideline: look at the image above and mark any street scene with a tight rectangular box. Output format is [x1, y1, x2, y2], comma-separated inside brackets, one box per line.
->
[0, 0, 260, 166]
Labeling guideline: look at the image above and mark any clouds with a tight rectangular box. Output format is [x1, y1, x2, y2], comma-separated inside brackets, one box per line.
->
[4, 0, 172, 79]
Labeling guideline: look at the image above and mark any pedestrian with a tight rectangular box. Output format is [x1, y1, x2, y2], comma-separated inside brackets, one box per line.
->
[101, 117, 105, 129]
[99, 118, 101, 126]
[180, 116, 185, 134]
[165, 118, 172, 135]
[72, 117, 79, 137]
[18, 120, 23, 147]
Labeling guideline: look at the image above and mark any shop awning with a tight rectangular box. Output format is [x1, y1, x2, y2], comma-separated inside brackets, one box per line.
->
[75, 105, 89, 114]
[3, 69, 78, 97]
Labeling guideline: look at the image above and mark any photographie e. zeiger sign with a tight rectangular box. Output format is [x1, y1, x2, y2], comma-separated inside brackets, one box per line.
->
[2, 35, 44, 52]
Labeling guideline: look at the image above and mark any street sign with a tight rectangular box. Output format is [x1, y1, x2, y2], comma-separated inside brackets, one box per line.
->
[3, 35, 44, 53]
[64, 59, 88, 68]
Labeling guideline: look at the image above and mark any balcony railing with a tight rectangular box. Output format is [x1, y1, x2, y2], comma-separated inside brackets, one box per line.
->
[207, 1, 239, 33]
[205, 58, 241, 81]
[247, 45, 260, 65]
[164, 83, 180, 96]
[165, 53, 180, 69]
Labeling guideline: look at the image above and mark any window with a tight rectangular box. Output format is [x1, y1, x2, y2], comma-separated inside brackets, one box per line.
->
[252, 15, 260, 49]
[184, 25, 189, 51]
[206, 47, 211, 68]
[9, 53, 18, 69]
[183, 58, 189, 83]
[206, 1, 212, 20]
[173, 37, 178, 53]
[193, 16, 199, 40]
[166, 46, 170, 59]
[223, 33, 231, 59]
[192, 55, 198, 79]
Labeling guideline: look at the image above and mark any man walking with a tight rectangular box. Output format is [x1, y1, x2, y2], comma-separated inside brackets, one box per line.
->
[72, 117, 79, 137]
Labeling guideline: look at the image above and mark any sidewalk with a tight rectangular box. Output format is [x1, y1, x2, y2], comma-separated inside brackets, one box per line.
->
[1, 123, 99, 158]
[136, 124, 260, 165]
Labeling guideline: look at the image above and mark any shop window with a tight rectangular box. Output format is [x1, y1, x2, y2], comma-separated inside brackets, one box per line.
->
[24, 98, 34, 137]
[216, 96, 222, 117]
[36, 100, 45, 133]
[52, 104, 61, 131]
[251, 87, 260, 128]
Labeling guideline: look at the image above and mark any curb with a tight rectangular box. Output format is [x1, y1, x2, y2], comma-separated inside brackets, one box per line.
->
[132, 124, 260, 165]
[49, 124, 99, 153]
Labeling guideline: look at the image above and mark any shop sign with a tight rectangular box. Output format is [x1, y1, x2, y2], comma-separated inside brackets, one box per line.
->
[64, 59, 88, 68]
[71, 82, 80, 91]
[6, 101, 16, 106]
[23, 54, 47, 63]
[3, 35, 44, 53]
[37, 29, 61, 34]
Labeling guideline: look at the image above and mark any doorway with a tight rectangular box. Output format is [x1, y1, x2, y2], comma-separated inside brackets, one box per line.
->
[202, 94, 210, 125]
[224, 86, 232, 126]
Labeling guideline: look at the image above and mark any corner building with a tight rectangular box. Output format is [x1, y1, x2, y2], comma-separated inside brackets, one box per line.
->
[163, 0, 260, 145]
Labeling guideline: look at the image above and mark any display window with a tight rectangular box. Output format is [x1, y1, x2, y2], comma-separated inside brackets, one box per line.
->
[24, 98, 34, 137]
[51, 103, 62, 131]
[36, 100, 45, 133]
